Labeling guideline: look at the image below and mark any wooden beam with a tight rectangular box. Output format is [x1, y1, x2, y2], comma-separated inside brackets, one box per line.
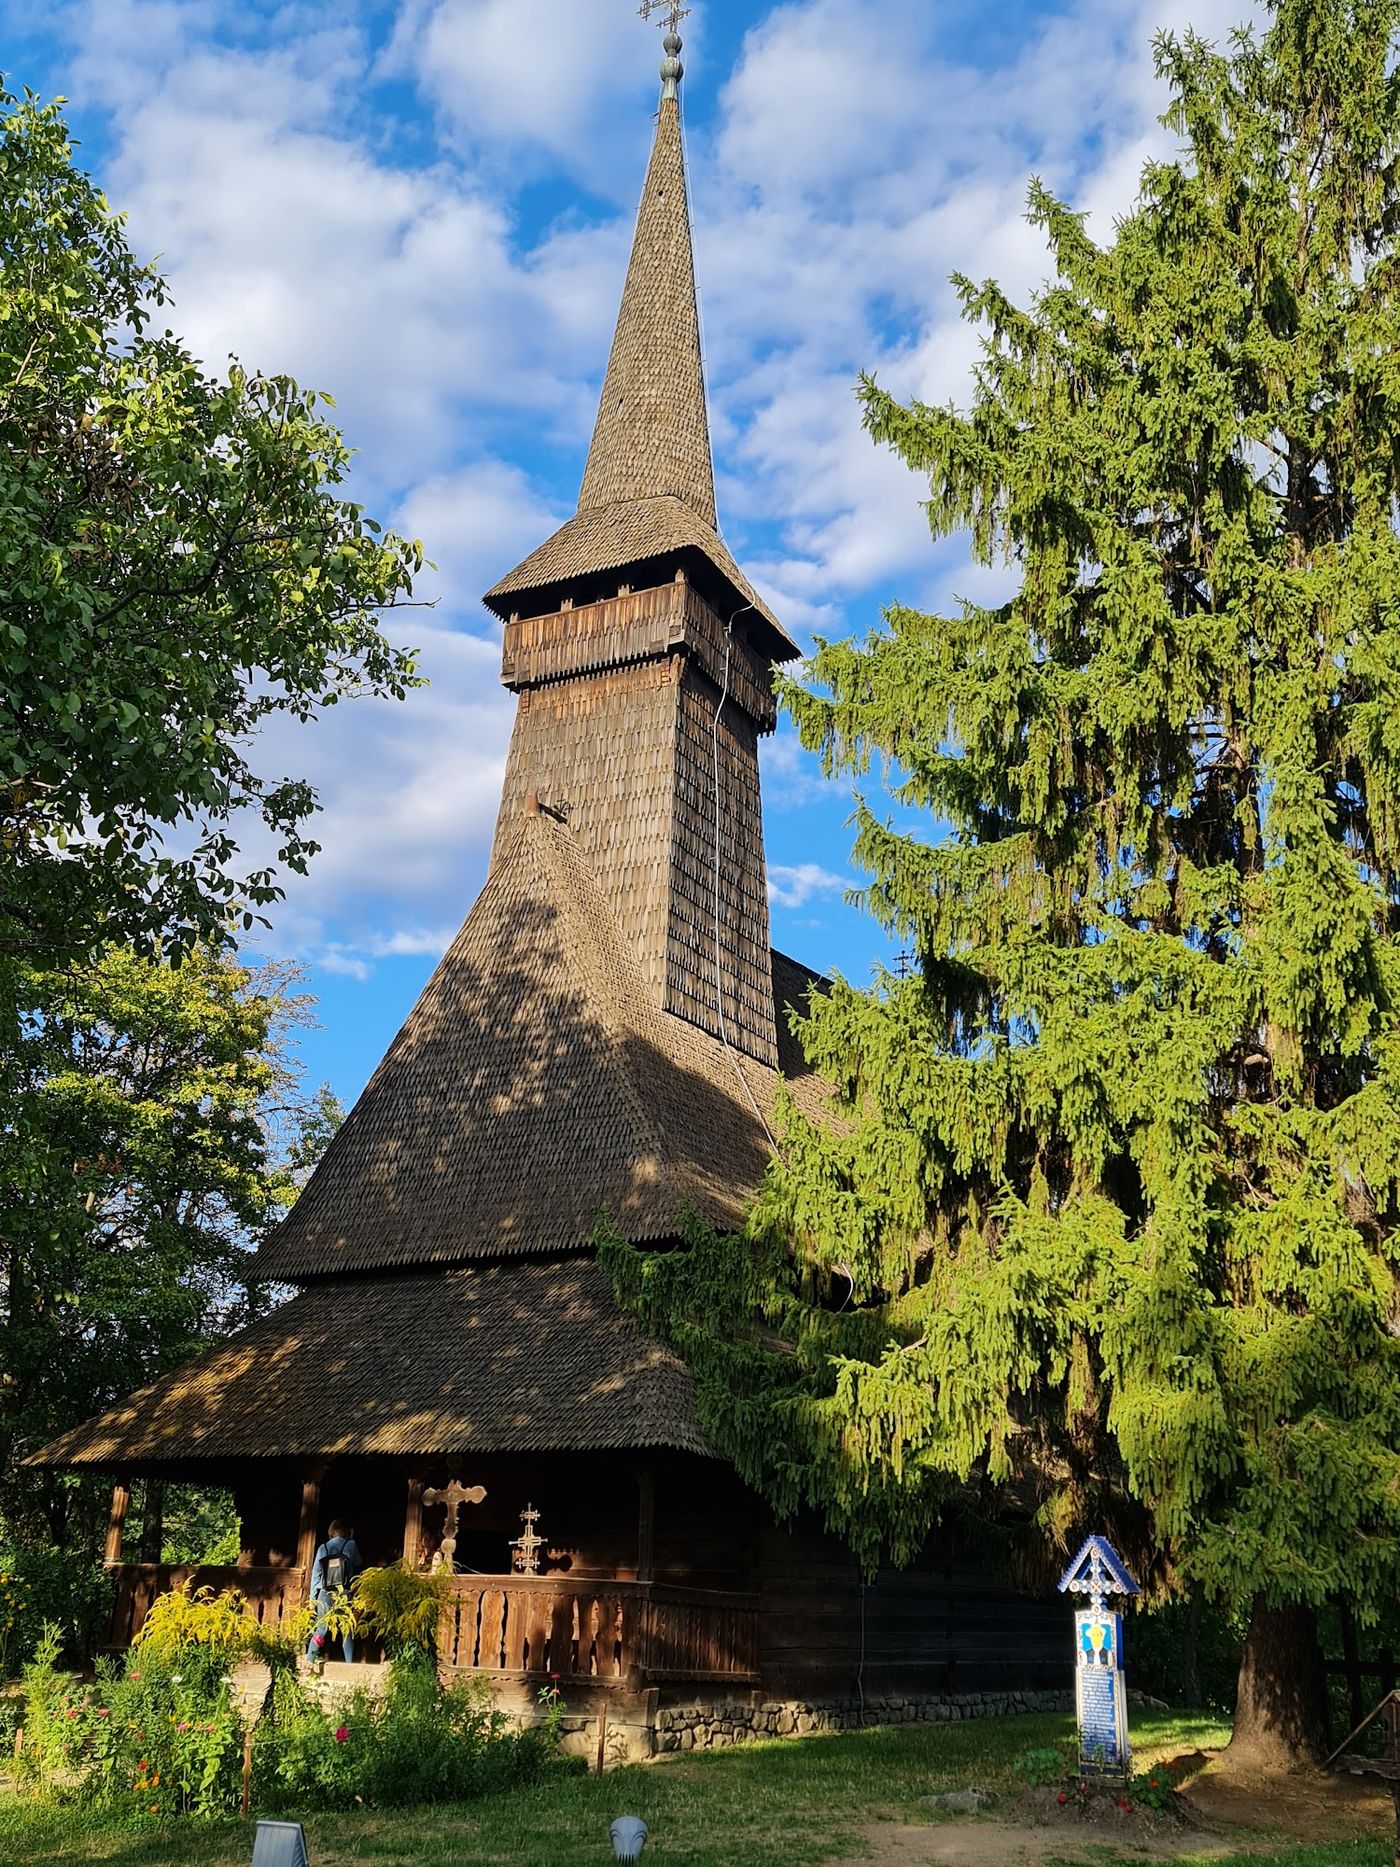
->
[295, 1466, 324, 1585]
[403, 1473, 424, 1570]
[103, 1480, 130, 1567]
[636, 1466, 655, 1585]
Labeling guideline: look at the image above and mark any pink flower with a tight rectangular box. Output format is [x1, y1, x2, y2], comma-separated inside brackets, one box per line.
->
[96, 1708, 109, 1718]
[334, 1725, 349, 1744]
[65, 1707, 78, 1718]
[177, 1722, 190, 1731]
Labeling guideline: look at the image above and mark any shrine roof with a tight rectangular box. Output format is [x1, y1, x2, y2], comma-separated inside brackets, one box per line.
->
[1057, 1534, 1141, 1598]
[31, 1255, 712, 1467]
[246, 811, 826, 1282]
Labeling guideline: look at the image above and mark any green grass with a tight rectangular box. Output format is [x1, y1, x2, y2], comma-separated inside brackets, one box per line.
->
[0, 1708, 1385, 1867]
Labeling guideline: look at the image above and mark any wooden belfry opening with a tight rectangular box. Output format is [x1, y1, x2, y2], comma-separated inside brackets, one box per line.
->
[33, 13, 1065, 1749]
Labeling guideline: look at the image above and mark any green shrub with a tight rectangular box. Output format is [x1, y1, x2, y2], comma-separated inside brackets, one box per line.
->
[0, 1548, 111, 1680]
[255, 1649, 566, 1811]
[349, 1562, 452, 1658]
[1011, 1742, 1073, 1787]
[1125, 1763, 1178, 1810]
[14, 1582, 569, 1823]
[17, 1623, 242, 1819]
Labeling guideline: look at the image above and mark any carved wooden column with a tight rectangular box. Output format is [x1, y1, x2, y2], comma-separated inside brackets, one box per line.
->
[403, 1473, 425, 1571]
[104, 1479, 131, 1567]
[295, 1463, 326, 1591]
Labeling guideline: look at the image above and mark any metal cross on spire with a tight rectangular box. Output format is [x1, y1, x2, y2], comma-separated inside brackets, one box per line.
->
[638, 1, 690, 32]
[638, 0, 689, 99]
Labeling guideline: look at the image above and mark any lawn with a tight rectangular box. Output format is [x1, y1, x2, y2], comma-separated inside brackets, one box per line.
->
[0, 1708, 1388, 1867]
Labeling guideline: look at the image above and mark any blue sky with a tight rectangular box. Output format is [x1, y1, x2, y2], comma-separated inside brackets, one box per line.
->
[6, 0, 1247, 1105]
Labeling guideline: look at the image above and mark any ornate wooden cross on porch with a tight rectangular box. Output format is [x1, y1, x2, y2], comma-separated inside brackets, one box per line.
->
[511, 1502, 545, 1575]
[423, 1477, 487, 1572]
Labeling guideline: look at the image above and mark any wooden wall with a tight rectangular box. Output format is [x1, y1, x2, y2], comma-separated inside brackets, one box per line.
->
[649, 1454, 1065, 1700]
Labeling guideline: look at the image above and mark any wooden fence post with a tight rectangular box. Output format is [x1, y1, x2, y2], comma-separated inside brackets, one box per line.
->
[403, 1473, 424, 1571]
[103, 1480, 130, 1567]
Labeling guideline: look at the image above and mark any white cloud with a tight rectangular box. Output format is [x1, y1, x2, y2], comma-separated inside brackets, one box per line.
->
[315, 947, 374, 982]
[397, 0, 653, 187]
[394, 460, 566, 615]
[311, 923, 458, 983]
[768, 862, 850, 909]
[370, 927, 458, 958]
[27, 0, 1269, 970]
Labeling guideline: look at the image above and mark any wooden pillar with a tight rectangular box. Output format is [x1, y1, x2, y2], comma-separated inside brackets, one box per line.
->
[636, 1467, 655, 1584]
[104, 1480, 130, 1567]
[403, 1473, 424, 1571]
[138, 1478, 165, 1566]
[295, 1465, 325, 1588]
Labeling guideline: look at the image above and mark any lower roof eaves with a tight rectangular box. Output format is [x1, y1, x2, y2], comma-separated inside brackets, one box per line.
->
[32, 1256, 713, 1469]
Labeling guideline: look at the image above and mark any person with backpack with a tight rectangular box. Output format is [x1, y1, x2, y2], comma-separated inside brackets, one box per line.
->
[306, 1518, 363, 1665]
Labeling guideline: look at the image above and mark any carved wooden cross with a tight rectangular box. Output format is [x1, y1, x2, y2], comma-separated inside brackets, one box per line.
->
[423, 1479, 486, 1572]
[511, 1501, 545, 1576]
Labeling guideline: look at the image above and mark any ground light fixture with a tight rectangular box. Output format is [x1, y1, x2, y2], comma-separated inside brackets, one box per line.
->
[251, 1819, 310, 1866]
[610, 1813, 648, 1860]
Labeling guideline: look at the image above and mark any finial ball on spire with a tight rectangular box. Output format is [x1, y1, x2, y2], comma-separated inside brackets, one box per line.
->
[639, 0, 690, 94]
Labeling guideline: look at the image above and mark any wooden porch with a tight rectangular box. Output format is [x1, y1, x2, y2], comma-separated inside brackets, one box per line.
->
[106, 1563, 760, 1690]
[438, 1574, 759, 1686]
[107, 1562, 308, 1649]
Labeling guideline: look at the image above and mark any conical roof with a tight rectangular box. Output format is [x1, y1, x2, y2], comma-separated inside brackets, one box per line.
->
[485, 55, 796, 661]
[577, 94, 715, 524]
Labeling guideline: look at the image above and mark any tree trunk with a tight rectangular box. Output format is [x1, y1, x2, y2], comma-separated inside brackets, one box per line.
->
[1225, 1595, 1329, 1771]
[1339, 1597, 1366, 1736]
[1182, 1589, 1203, 1708]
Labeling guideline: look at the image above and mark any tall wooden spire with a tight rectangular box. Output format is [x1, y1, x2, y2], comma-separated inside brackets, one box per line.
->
[483, 21, 798, 1068]
[577, 80, 716, 526]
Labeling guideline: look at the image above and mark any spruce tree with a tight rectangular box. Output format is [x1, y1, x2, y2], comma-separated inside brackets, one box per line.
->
[608, 0, 1400, 1766]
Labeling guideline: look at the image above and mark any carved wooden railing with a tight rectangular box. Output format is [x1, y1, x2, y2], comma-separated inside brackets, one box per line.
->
[106, 1564, 761, 1688]
[438, 1576, 760, 1686]
[106, 1563, 306, 1649]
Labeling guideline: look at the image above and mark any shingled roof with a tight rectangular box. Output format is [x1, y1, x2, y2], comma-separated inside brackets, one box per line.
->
[250, 811, 824, 1283]
[34, 1257, 711, 1467]
[483, 89, 795, 661]
[578, 93, 714, 526]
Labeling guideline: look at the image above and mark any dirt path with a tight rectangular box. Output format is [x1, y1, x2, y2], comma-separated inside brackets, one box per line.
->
[838, 1759, 1394, 1865]
[845, 1819, 1257, 1864]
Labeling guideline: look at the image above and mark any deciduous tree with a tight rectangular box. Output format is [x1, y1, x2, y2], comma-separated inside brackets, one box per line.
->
[0, 86, 421, 970]
[0, 949, 334, 1551]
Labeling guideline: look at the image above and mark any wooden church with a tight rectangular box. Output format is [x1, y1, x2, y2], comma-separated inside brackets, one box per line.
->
[39, 20, 1062, 1750]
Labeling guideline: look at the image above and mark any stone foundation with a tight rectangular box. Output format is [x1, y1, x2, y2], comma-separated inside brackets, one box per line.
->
[653, 1688, 1071, 1753]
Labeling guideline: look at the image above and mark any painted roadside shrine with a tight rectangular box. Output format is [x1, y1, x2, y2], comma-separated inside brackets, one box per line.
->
[1059, 1536, 1140, 1776]
[34, 20, 1066, 1754]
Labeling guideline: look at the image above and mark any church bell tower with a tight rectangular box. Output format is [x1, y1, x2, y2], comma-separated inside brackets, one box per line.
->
[482, 11, 798, 1069]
